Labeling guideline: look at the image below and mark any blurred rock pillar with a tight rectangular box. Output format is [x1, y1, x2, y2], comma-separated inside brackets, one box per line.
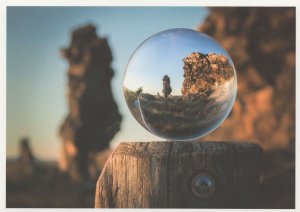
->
[198, 8, 295, 150]
[59, 24, 122, 182]
[6, 137, 37, 185]
[19, 137, 35, 163]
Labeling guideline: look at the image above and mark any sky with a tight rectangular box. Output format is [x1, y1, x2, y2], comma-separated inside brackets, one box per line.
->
[7, 7, 209, 160]
[124, 28, 232, 95]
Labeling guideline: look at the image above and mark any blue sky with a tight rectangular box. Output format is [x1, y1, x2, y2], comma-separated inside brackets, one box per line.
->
[7, 7, 208, 160]
[124, 28, 232, 95]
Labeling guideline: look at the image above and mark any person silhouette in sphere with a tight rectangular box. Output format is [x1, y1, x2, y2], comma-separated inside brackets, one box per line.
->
[162, 75, 172, 99]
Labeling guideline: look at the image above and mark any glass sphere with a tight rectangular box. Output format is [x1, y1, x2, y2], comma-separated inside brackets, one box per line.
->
[124, 28, 237, 140]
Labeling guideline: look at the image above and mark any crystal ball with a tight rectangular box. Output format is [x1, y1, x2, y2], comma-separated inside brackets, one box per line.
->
[124, 28, 237, 140]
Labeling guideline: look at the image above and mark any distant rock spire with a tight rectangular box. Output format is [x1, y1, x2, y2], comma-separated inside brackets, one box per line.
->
[19, 137, 35, 162]
[162, 75, 172, 99]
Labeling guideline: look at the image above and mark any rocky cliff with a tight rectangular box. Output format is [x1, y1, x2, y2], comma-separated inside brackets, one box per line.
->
[198, 8, 295, 151]
[181, 52, 234, 98]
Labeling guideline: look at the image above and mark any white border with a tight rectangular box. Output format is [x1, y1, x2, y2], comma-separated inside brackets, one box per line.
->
[1, 1, 299, 211]
[0, 0, 298, 6]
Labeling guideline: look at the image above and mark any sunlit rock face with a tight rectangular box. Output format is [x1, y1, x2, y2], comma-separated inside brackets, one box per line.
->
[182, 52, 234, 98]
[198, 7, 295, 150]
[59, 24, 122, 181]
[124, 29, 237, 140]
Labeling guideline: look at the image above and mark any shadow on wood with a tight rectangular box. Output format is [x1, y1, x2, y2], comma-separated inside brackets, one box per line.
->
[95, 141, 262, 208]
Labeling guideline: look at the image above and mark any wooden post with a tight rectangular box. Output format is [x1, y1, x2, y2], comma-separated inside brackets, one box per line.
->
[95, 141, 262, 208]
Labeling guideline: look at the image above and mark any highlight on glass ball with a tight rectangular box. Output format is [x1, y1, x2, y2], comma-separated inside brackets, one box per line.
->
[124, 28, 237, 140]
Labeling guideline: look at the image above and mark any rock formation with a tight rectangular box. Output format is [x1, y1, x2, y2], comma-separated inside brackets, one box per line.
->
[198, 8, 295, 151]
[59, 24, 122, 182]
[162, 75, 172, 99]
[181, 52, 234, 98]
[19, 137, 35, 162]
[7, 138, 37, 186]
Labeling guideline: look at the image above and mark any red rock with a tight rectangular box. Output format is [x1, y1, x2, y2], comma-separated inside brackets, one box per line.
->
[198, 8, 295, 151]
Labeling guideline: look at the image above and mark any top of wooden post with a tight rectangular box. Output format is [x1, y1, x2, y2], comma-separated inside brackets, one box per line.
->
[96, 141, 262, 208]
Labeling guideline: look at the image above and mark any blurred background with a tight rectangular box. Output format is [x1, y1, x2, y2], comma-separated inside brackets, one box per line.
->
[6, 7, 295, 208]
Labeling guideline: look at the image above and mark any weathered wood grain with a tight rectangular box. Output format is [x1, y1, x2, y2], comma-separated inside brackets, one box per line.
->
[95, 141, 262, 208]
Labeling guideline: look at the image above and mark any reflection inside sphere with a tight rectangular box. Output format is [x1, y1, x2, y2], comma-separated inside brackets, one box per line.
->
[124, 28, 237, 140]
